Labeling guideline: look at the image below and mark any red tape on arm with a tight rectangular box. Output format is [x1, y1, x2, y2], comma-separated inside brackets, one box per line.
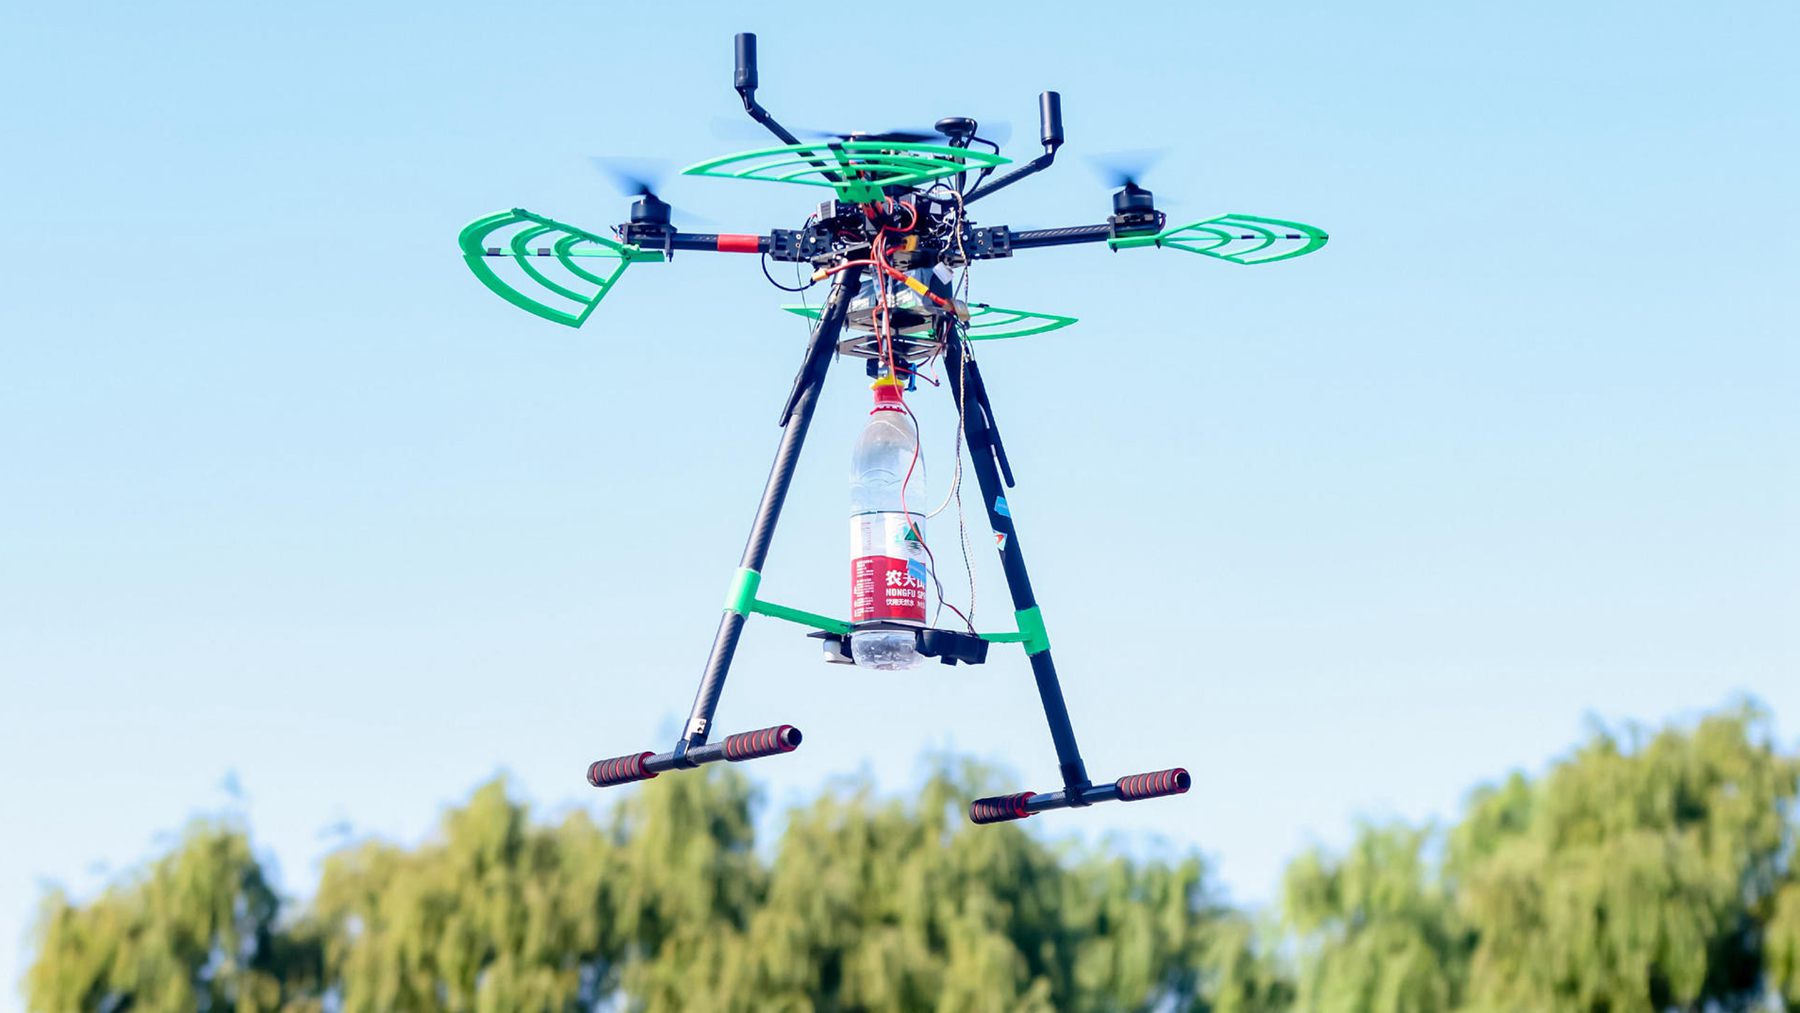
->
[716, 234, 762, 253]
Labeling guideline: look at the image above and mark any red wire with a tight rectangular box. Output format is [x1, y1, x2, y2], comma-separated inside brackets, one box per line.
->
[872, 231, 948, 625]
[854, 210, 968, 633]
[882, 199, 918, 234]
[816, 258, 876, 279]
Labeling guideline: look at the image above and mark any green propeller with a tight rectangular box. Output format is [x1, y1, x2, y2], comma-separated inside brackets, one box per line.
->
[684, 140, 1010, 204]
[459, 209, 662, 328]
[1109, 213, 1328, 264]
[784, 302, 1076, 340]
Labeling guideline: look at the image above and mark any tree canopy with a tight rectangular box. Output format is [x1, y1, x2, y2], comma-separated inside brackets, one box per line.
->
[26, 703, 1800, 1012]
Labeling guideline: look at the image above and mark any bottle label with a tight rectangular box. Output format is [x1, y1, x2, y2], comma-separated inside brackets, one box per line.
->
[850, 512, 929, 624]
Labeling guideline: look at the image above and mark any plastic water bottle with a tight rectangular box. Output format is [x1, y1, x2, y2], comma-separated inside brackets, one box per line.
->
[850, 376, 928, 669]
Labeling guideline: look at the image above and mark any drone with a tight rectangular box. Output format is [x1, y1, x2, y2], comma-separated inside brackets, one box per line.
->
[459, 33, 1327, 825]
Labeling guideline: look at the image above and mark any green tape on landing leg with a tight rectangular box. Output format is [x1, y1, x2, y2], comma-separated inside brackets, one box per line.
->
[724, 568, 762, 615]
[979, 606, 1052, 655]
[1014, 606, 1050, 655]
[723, 567, 855, 634]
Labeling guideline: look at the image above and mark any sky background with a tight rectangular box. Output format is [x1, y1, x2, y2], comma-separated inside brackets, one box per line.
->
[2, 0, 1796, 1006]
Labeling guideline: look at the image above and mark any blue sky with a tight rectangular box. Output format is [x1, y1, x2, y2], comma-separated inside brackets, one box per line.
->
[1, 0, 1795, 1004]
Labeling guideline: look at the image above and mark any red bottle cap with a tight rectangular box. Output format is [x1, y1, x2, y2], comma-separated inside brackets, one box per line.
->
[871, 376, 906, 411]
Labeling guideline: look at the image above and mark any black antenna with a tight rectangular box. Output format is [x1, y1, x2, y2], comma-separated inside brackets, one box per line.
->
[964, 90, 1064, 204]
[731, 32, 839, 181]
[733, 32, 758, 97]
[1039, 91, 1064, 148]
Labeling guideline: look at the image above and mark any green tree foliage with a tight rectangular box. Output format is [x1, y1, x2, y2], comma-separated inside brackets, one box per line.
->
[307, 779, 626, 1011]
[1768, 840, 1800, 1007]
[1283, 822, 1467, 1013]
[1449, 704, 1799, 1012]
[1195, 913, 1295, 1013]
[604, 767, 764, 1010]
[27, 768, 1250, 1011]
[24, 704, 1800, 1012]
[28, 820, 322, 1012]
[727, 768, 1246, 1011]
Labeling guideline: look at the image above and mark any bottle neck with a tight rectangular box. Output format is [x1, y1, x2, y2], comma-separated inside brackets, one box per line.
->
[871, 382, 906, 415]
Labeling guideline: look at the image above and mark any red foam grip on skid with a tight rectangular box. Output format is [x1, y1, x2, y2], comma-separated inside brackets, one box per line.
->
[968, 792, 1035, 825]
[715, 233, 761, 253]
[723, 724, 801, 762]
[587, 751, 657, 788]
[1115, 768, 1191, 802]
